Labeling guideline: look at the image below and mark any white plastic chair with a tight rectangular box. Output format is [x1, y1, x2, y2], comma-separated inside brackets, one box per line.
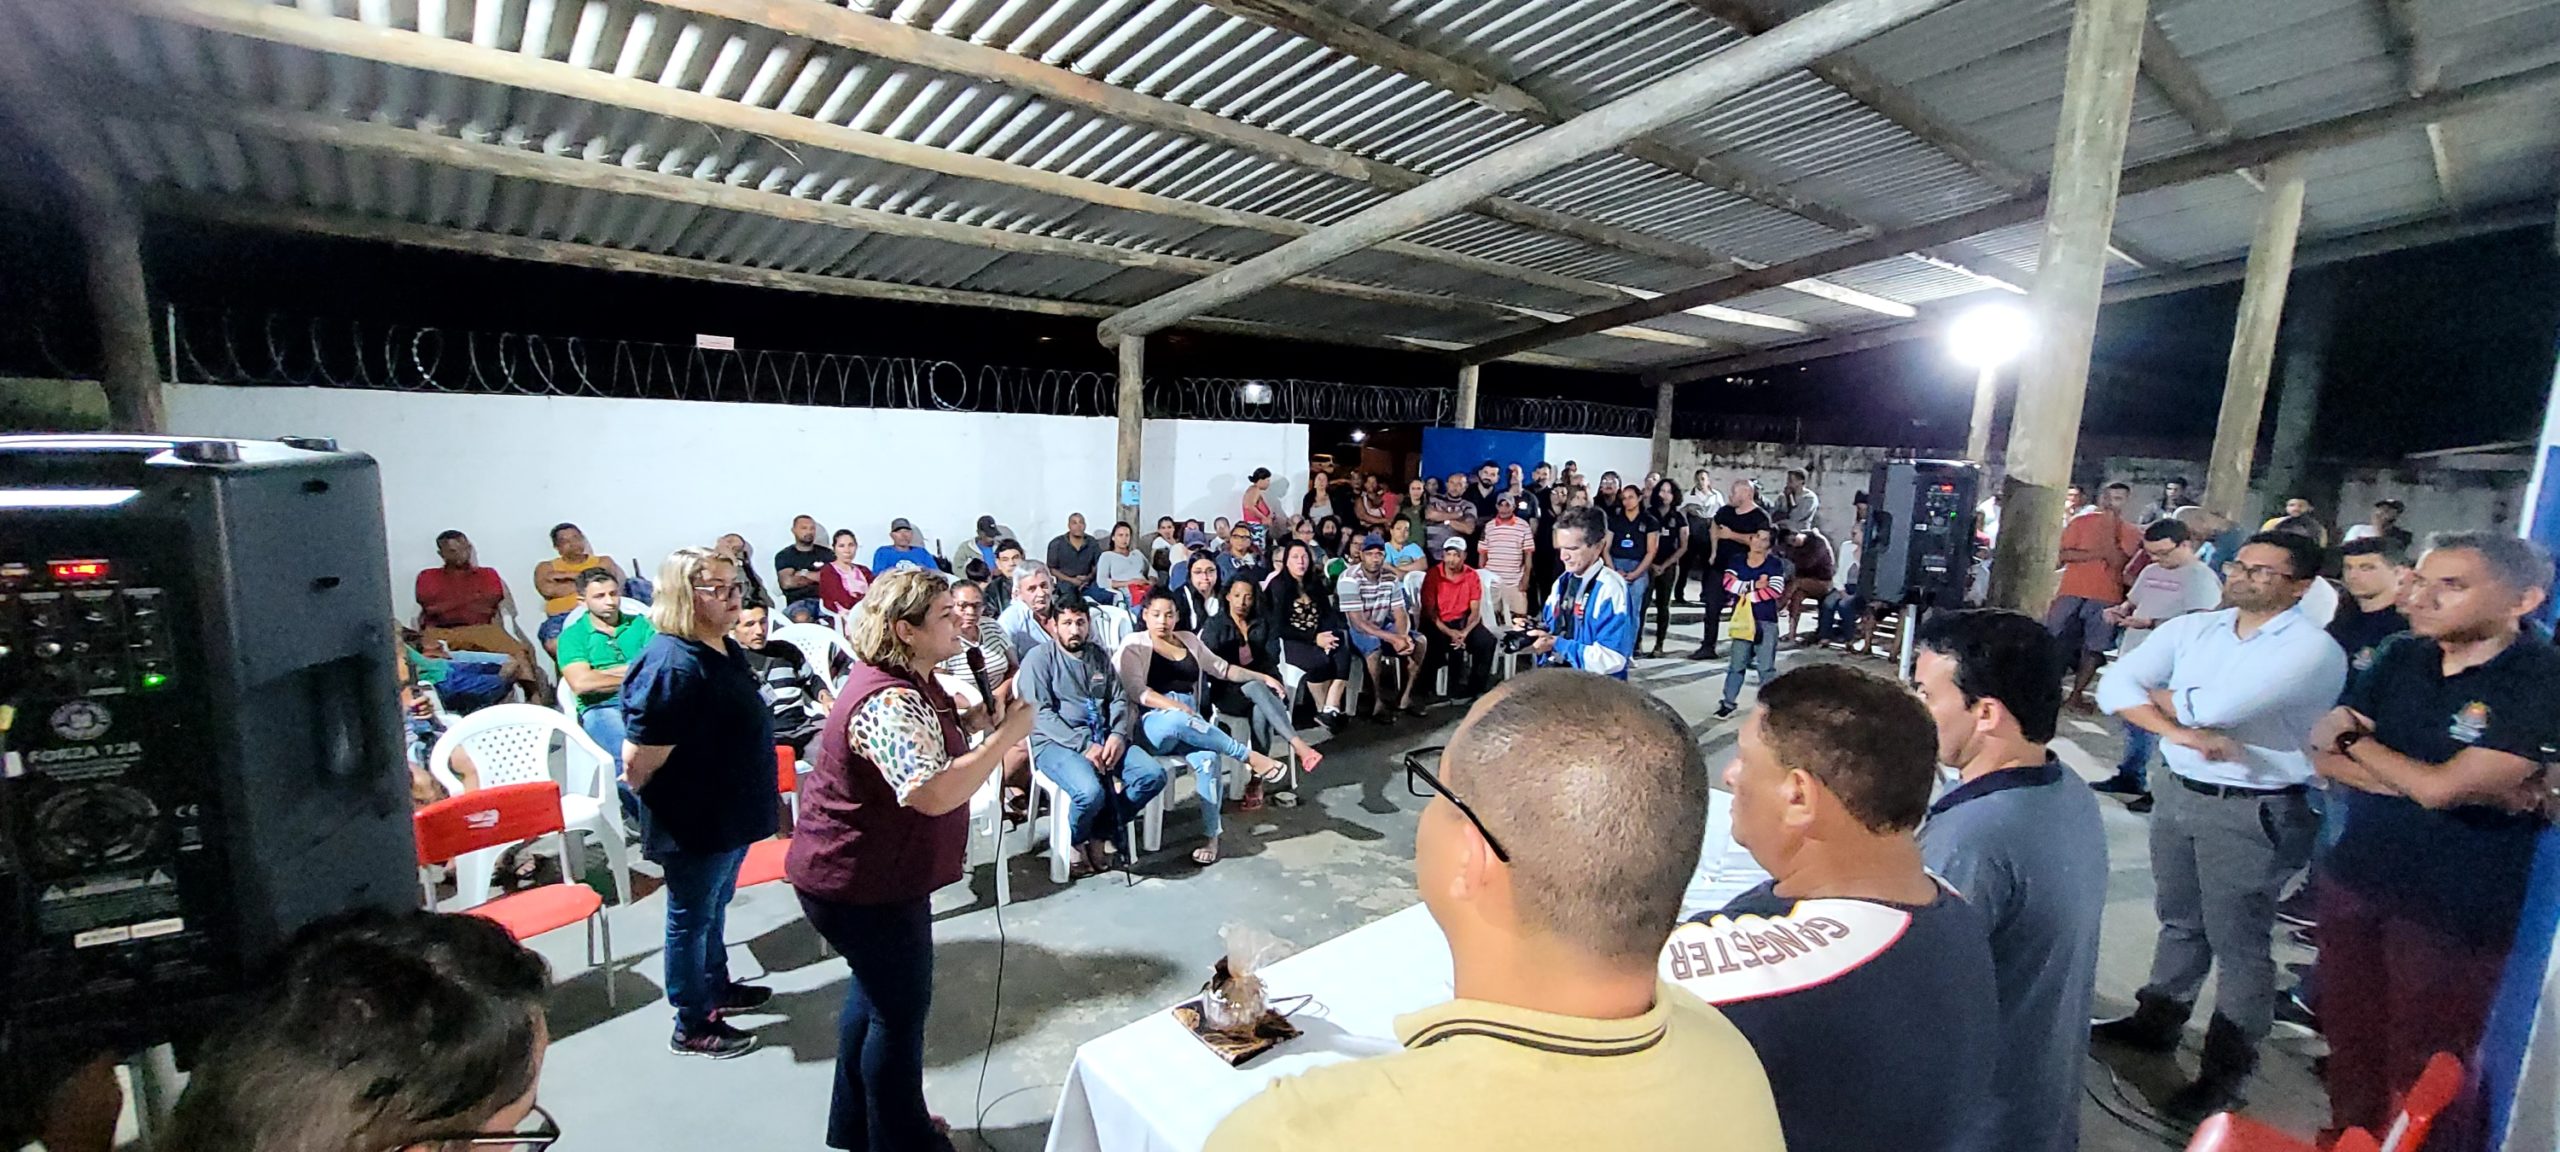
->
[770, 622, 856, 691]
[1088, 603, 1135, 650]
[427, 703, 632, 908]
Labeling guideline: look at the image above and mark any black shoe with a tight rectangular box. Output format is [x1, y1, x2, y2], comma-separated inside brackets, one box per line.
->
[710, 982, 773, 1019]
[2090, 774, 2146, 796]
[2161, 1014, 2259, 1124]
[1317, 709, 1345, 731]
[670, 1019, 759, 1059]
[1714, 702, 1737, 719]
[2125, 794, 2155, 814]
[1403, 701, 1428, 717]
[2273, 990, 2319, 1037]
[2161, 1073, 2248, 1125]
[1688, 645, 1719, 661]
[2090, 994, 2189, 1054]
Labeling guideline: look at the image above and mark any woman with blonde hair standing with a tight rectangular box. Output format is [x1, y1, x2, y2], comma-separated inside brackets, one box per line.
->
[621, 546, 778, 1058]
[789, 568, 1033, 1151]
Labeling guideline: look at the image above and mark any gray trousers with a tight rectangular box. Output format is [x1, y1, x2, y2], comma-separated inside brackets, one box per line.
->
[2141, 775, 2319, 1044]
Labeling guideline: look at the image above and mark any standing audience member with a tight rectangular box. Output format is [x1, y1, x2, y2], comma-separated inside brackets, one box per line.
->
[1205, 671, 1786, 1152]
[1241, 468, 1277, 540]
[2311, 533, 2558, 1152]
[2341, 498, 2412, 553]
[1527, 507, 1636, 679]
[1428, 472, 1479, 553]
[1117, 591, 1297, 865]
[1355, 473, 1393, 532]
[414, 530, 543, 696]
[531, 522, 628, 653]
[1912, 610, 2108, 1152]
[733, 602, 836, 760]
[1604, 485, 1660, 648]
[1463, 460, 1503, 529]
[2329, 538, 2412, 688]
[1691, 479, 1771, 661]
[1771, 469, 1820, 533]
[558, 569, 655, 771]
[1095, 522, 1152, 606]
[2141, 478, 2193, 525]
[1670, 664, 1999, 1152]
[1679, 469, 1725, 603]
[1525, 463, 1562, 612]
[1397, 478, 1431, 547]
[1269, 541, 1353, 729]
[1046, 513, 1104, 603]
[2092, 533, 2345, 1119]
[2178, 505, 2247, 571]
[775, 515, 831, 623]
[2090, 519, 2226, 810]
[1596, 471, 1623, 504]
[2264, 515, 2344, 624]
[1641, 479, 1689, 657]
[1714, 525, 1788, 720]
[1479, 492, 1536, 621]
[2048, 481, 2141, 711]
[789, 569, 1035, 1152]
[869, 519, 940, 575]
[715, 534, 772, 609]
[820, 529, 874, 619]
[2262, 497, 2330, 546]
[1346, 535, 1428, 718]
[1301, 461, 1342, 526]
[163, 909, 552, 1152]
[622, 546, 777, 1058]
[996, 562, 1056, 661]
[1421, 539, 1498, 703]
[1017, 598, 1170, 876]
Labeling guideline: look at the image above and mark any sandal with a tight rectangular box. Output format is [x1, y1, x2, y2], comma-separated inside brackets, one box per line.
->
[1191, 842, 1221, 866]
[1239, 779, 1267, 811]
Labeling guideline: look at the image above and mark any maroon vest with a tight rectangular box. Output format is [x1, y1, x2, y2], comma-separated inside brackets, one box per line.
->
[785, 660, 970, 905]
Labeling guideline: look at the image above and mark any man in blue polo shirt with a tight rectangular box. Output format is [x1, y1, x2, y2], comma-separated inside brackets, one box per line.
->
[2311, 532, 2559, 1150]
[1912, 609, 2107, 1152]
[1668, 664, 1997, 1152]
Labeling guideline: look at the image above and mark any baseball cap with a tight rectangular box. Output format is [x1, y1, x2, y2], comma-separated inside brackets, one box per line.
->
[1441, 538, 1466, 553]
[1362, 533, 1386, 551]
[890, 517, 915, 531]
[976, 514, 997, 532]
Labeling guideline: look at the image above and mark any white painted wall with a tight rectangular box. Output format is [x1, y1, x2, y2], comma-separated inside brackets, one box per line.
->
[165, 386, 1301, 640]
[1545, 433, 1654, 490]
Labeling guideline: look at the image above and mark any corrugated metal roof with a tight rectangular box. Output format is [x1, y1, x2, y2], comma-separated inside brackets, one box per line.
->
[18, 0, 2560, 375]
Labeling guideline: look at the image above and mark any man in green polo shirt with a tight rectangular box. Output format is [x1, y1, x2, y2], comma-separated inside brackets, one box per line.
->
[556, 567, 657, 768]
[1205, 670, 1784, 1152]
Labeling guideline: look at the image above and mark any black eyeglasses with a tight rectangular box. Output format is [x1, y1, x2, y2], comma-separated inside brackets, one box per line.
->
[1402, 746, 1511, 862]
[400, 1104, 560, 1150]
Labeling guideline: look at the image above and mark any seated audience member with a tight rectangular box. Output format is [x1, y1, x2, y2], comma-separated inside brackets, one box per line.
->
[1148, 516, 1188, 576]
[715, 533, 772, 609]
[1426, 472, 1478, 552]
[1669, 664, 1998, 1152]
[1216, 523, 1268, 585]
[1354, 472, 1393, 531]
[1117, 590, 1299, 864]
[1382, 516, 1427, 574]
[773, 514, 832, 624]
[1781, 527, 1834, 640]
[951, 514, 1016, 579]
[933, 579, 1032, 820]
[415, 530, 542, 696]
[164, 909, 551, 1152]
[1207, 671, 1786, 1152]
[1171, 553, 1223, 633]
[396, 642, 482, 804]
[1017, 598, 1171, 875]
[555, 568, 655, 767]
[1810, 494, 1873, 649]
[869, 518, 941, 575]
[1096, 521, 1153, 605]
[532, 522, 627, 653]
[1912, 610, 2108, 1152]
[1529, 506, 1636, 679]
[1288, 517, 1326, 566]
[985, 539, 1025, 616]
[819, 529, 873, 619]
[1421, 538, 1497, 702]
[2341, 497, 2413, 553]
[1047, 513, 1105, 602]
[1197, 574, 1325, 773]
[402, 628, 519, 715]
[1268, 541, 1352, 729]
[732, 602, 835, 758]
[1345, 534, 1427, 718]
[997, 561, 1057, 660]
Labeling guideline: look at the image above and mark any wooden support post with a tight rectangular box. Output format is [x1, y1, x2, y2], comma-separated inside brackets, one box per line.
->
[1965, 365, 1998, 463]
[1652, 381, 1676, 477]
[2202, 158, 2309, 525]
[82, 202, 167, 433]
[1455, 364, 1481, 430]
[1116, 335, 1146, 528]
[1986, 0, 2153, 613]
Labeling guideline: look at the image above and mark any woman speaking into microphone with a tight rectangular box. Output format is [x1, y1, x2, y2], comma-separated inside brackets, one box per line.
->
[787, 568, 1033, 1152]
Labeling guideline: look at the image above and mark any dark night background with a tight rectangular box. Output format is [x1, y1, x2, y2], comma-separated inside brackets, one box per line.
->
[5, 165, 2556, 456]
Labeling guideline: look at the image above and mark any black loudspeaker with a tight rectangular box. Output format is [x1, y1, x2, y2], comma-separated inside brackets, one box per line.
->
[0, 435, 415, 1052]
[1862, 460, 1982, 608]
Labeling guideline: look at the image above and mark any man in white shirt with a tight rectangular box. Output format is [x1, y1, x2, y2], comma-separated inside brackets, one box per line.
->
[2091, 532, 2347, 1122]
[2092, 520, 2226, 811]
[1680, 469, 1725, 604]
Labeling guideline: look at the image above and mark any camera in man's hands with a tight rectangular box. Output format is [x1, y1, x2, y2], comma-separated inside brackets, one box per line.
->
[1500, 628, 1538, 654]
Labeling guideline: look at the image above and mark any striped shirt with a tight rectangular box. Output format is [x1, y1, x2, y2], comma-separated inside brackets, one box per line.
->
[1481, 516, 1534, 585]
[1350, 566, 1407, 627]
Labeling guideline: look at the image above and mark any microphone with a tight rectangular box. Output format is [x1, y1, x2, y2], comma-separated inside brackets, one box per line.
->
[963, 644, 995, 708]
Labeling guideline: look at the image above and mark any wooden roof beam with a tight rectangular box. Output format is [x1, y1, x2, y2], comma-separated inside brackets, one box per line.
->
[2139, 16, 2234, 144]
[2379, 0, 2459, 208]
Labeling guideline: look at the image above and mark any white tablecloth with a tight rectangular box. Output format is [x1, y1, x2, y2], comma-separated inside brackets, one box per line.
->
[1044, 792, 1766, 1152]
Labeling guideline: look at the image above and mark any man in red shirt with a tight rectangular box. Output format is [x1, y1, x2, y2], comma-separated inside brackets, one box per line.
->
[415, 530, 542, 696]
[2045, 482, 2140, 710]
[1421, 538, 1499, 704]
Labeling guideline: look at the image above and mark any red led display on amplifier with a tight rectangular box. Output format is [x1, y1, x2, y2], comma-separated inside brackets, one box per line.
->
[48, 559, 113, 583]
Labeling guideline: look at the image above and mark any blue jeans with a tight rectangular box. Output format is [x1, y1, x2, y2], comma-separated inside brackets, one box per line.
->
[1720, 632, 1778, 706]
[1033, 742, 1169, 847]
[578, 702, 641, 824]
[438, 662, 513, 713]
[1813, 587, 1865, 641]
[659, 844, 748, 1030]
[2113, 721, 2159, 788]
[1136, 694, 1249, 839]
[797, 894, 943, 1152]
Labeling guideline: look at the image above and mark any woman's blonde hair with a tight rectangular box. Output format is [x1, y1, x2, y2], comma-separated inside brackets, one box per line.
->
[850, 568, 953, 668]
[650, 547, 734, 638]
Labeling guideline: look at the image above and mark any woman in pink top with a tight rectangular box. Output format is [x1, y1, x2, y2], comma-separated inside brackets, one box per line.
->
[1241, 467, 1275, 527]
[818, 529, 874, 618]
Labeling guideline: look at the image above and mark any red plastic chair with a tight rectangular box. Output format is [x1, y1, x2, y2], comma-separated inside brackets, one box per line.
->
[2184, 1114, 2377, 1152]
[735, 745, 798, 890]
[2379, 1052, 2465, 1152]
[415, 781, 618, 1006]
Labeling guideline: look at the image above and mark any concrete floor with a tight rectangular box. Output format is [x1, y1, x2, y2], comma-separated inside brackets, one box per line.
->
[519, 610, 2329, 1152]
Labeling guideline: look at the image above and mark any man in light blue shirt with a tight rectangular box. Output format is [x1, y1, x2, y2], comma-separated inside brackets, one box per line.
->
[2092, 532, 2347, 1122]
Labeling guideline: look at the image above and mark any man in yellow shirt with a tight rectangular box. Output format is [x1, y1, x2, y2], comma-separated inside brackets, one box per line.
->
[532, 521, 627, 655]
[1204, 670, 1784, 1152]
